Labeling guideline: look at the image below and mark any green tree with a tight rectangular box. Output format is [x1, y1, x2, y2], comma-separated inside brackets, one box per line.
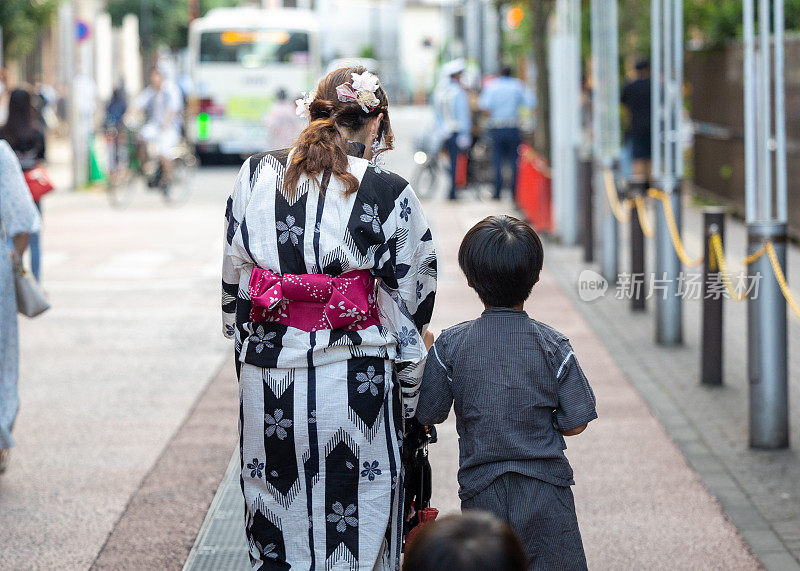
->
[0, 0, 60, 61]
[107, 0, 241, 54]
[501, 0, 555, 159]
[686, 0, 800, 46]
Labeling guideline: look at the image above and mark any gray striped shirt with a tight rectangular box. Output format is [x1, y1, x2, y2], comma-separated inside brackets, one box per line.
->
[416, 308, 597, 500]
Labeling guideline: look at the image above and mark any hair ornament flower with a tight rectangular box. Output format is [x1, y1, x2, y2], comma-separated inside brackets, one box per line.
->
[336, 71, 381, 113]
[295, 92, 313, 118]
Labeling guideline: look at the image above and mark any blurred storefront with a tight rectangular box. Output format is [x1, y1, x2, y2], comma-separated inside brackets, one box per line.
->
[687, 39, 800, 238]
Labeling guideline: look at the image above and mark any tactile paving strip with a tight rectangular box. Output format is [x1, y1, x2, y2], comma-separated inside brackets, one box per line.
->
[183, 453, 250, 570]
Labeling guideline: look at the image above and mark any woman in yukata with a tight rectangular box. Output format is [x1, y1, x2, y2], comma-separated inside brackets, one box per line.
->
[221, 67, 437, 570]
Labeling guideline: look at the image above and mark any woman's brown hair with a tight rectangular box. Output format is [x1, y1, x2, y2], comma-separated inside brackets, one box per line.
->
[283, 66, 394, 197]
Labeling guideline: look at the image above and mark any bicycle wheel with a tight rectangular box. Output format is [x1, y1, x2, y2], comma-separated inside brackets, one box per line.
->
[466, 140, 495, 201]
[106, 162, 139, 208]
[411, 162, 439, 200]
[106, 131, 140, 208]
[161, 149, 197, 206]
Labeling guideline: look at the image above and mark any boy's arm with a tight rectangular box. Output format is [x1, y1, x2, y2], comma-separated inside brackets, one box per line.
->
[554, 342, 597, 435]
[414, 338, 454, 425]
[423, 330, 435, 350]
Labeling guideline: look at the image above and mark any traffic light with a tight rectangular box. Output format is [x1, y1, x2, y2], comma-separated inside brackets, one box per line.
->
[506, 6, 525, 30]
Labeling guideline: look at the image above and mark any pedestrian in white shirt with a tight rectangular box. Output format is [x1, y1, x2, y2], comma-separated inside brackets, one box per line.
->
[434, 59, 472, 200]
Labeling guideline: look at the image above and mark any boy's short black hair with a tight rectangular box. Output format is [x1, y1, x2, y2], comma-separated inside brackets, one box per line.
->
[458, 215, 544, 307]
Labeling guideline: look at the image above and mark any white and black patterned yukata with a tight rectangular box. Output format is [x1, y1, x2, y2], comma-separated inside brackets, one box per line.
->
[222, 143, 436, 570]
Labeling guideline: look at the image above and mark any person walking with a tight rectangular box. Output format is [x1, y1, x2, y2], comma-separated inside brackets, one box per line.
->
[621, 59, 652, 180]
[433, 59, 471, 200]
[417, 216, 596, 570]
[1, 88, 48, 281]
[0, 140, 42, 473]
[221, 66, 436, 570]
[264, 88, 302, 149]
[478, 66, 536, 200]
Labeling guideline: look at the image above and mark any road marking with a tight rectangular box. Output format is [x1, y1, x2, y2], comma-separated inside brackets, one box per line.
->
[43, 278, 216, 292]
[93, 250, 172, 279]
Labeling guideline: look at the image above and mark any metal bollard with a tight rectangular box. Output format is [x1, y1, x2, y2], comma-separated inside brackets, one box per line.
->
[748, 221, 789, 449]
[629, 179, 647, 311]
[701, 208, 726, 386]
[600, 164, 619, 285]
[655, 180, 683, 345]
[580, 157, 594, 263]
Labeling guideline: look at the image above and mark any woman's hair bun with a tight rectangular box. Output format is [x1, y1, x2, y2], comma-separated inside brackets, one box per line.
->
[309, 99, 336, 120]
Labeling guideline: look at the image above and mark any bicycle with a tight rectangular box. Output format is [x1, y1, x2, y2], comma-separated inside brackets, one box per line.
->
[410, 130, 494, 201]
[105, 121, 197, 208]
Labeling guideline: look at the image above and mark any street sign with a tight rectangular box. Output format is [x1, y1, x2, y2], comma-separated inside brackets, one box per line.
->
[76, 19, 91, 43]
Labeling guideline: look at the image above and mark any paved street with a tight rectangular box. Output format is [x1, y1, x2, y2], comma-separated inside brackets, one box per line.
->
[2, 105, 796, 569]
[0, 164, 236, 568]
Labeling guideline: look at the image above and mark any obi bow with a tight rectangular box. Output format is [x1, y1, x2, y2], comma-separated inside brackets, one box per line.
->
[249, 268, 377, 332]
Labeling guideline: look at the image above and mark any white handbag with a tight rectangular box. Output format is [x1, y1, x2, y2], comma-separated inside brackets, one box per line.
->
[1, 168, 49, 318]
[13, 256, 50, 318]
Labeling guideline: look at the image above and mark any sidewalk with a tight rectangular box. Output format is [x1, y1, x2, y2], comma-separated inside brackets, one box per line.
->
[548, 189, 800, 567]
[184, 191, 770, 569]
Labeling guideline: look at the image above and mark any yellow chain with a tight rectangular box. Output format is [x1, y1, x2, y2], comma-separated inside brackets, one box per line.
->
[602, 169, 631, 223]
[708, 234, 799, 318]
[648, 188, 704, 267]
[633, 195, 655, 238]
[765, 242, 800, 320]
[708, 233, 747, 301]
[742, 244, 767, 266]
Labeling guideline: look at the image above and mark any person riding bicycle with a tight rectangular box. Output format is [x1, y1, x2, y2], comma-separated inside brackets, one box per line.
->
[125, 67, 183, 188]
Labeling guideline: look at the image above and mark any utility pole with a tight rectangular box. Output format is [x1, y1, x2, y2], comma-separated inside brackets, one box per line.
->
[651, 0, 684, 345]
[531, 0, 553, 160]
[549, 0, 581, 245]
[60, 1, 84, 190]
[591, 0, 621, 283]
[744, 0, 789, 449]
[140, 0, 152, 66]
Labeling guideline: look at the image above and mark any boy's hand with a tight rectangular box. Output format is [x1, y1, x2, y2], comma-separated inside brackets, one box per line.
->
[423, 330, 436, 350]
[560, 424, 587, 437]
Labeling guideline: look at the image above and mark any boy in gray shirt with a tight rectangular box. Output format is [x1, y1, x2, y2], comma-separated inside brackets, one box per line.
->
[416, 215, 596, 570]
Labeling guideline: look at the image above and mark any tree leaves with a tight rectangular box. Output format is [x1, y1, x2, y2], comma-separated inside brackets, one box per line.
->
[0, 0, 60, 60]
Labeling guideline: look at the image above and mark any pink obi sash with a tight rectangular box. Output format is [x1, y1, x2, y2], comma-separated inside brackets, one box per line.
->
[248, 268, 380, 332]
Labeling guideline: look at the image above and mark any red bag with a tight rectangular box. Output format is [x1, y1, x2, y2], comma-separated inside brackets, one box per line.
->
[455, 153, 468, 188]
[405, 507, 439, 547]
[24, 165, 55, 202]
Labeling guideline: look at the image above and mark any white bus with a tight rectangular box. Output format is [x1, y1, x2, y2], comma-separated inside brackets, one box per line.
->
[187, 7, 320, 158]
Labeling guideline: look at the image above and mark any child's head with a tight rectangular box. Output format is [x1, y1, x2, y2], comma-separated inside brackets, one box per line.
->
[402, 512, 527, 571]
[458, 215, 544, 308]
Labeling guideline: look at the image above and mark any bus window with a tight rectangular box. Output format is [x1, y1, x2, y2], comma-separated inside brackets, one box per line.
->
[199, 30, 310, 66]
